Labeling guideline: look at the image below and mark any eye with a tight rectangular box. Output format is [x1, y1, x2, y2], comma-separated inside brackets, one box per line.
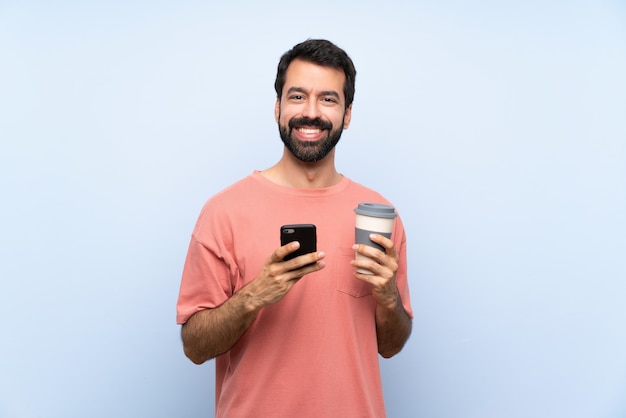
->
[289, 94, 304, 101]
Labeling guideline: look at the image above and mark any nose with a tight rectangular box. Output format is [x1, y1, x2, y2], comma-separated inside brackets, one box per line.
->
[301, 99, 321, 120]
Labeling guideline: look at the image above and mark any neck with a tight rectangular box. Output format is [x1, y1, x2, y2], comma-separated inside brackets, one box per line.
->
[261, 148, 342, 188]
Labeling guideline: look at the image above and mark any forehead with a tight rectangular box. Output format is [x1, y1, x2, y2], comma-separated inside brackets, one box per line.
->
[283, 59, 346, 97]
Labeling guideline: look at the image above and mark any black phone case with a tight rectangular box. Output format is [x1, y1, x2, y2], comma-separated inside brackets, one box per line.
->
[280, 224, 317, 261]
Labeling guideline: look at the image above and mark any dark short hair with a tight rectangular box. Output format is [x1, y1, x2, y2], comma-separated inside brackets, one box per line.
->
[274, 39, 356, 109]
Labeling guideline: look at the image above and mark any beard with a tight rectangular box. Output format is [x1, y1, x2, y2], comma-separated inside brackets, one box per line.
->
[278, 115, 345, 163]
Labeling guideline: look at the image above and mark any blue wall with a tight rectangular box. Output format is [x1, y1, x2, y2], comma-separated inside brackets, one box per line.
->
[1, 1, 625, 417]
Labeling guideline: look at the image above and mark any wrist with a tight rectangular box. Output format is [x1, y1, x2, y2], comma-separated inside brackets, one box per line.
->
[235, 286, 263, 315]
[374, 286, 400, 312]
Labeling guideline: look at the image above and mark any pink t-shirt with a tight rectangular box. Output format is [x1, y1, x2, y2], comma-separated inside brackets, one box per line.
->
[177, 171, 413, 418]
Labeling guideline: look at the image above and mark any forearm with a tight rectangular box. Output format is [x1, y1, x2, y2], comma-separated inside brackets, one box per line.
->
[181, 288, 260, 364]
[375, 289, 412, 358]
[181, 245, 325, 364]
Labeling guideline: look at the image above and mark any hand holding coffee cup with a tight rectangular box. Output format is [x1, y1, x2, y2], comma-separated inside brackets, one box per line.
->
[354, 203, 397, 274]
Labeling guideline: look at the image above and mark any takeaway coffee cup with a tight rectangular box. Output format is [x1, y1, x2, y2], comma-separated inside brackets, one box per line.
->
[354, 202, 397, 274]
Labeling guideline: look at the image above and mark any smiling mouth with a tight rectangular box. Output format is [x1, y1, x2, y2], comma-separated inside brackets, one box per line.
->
[297, 127, 323, 134]
[288, 117, 332, 133]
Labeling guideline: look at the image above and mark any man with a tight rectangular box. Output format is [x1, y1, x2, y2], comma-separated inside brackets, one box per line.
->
[176, 39, 413, 417]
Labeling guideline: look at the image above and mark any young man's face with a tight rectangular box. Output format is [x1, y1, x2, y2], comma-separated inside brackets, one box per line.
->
[275, 59, 352, 163]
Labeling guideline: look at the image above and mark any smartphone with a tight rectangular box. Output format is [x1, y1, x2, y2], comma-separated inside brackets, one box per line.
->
[280, 224, 317, 261]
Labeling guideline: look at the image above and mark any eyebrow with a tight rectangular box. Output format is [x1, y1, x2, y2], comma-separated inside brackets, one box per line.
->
[286, 87, 341, 100]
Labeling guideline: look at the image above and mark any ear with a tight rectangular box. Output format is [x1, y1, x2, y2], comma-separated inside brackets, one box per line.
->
[342, 104, 353, 129]
[274, 98, 281, 123]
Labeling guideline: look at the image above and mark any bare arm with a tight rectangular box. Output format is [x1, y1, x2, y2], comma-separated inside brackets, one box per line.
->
[181, 242, 326, 364]
[352, 234, 412, 358]
[181, 286, 261, 364]
[373, 283, 412, 358]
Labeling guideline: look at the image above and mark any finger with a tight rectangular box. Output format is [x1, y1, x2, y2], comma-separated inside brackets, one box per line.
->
[368, 234, 397, 256]
[352, 245, 398, 278]
[352, 260, 396, 291]
[283, 251, 326, 272]
[352, 256, 386, 279]
[291, 258, 326, 281]
[353, 243, 387, 263]
[272, 241, 301, 262]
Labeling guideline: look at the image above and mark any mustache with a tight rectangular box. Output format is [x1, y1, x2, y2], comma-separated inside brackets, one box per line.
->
[288, 117, 333, 131]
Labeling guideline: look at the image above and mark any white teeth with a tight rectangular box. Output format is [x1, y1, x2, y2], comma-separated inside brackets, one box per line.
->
[298, 128, 321, 134]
